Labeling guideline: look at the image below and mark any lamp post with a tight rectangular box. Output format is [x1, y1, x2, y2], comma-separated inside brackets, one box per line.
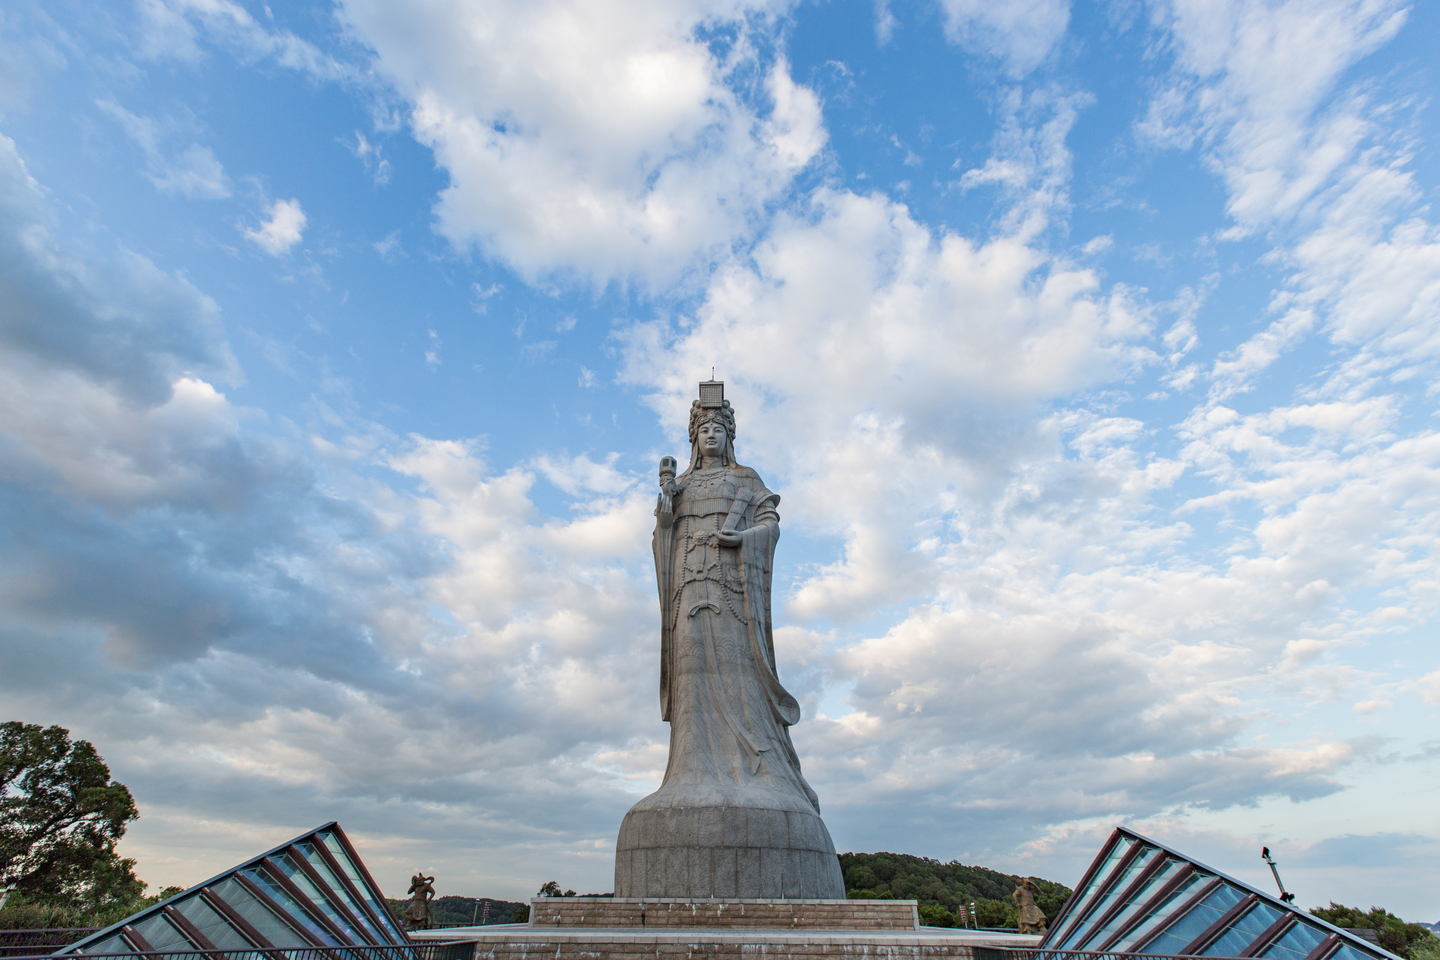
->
[1261, 847, 1296, 903]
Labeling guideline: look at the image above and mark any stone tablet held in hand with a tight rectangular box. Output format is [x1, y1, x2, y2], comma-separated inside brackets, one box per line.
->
[614, 380, 845, 899]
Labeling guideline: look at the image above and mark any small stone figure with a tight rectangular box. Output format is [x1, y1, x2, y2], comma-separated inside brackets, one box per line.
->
[404, 872, 436, 930]
[1014, 878, 1048, 935]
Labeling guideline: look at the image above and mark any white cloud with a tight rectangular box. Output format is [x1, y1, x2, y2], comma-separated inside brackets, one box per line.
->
[0, 130, 663, 897]
[348, 130, 391, 186]
[136, 0, 355, 80]
[1144, 0, 1408, 233]
[96, 99, 230, 199]
[5, 0, 1439, 910]
[425, 329, 440, 368]
[1142, 0, 1440, 425]
[245, 198, 307, 255]
[956, 84, 1093, 236]
[338, 0, 824, 289]
[373, 230, 402, 260]
[0, 133, 239, 402]
[937, 0, 1071, 76]
[1416, 668, 1440, 705]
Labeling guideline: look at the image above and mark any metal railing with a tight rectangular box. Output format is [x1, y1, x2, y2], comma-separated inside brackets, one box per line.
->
[2, 942, 474, 960]
[972, 948, 1251, 960]
[0, 931, 101, 959]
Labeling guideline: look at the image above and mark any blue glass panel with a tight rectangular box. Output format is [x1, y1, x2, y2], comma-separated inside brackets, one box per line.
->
[1111, 870, 1211, 951]
[296, 841, 387, 943]
[1090, 856, 1187, 945]
[241, 866, 339, 945]
[1053, 835, 1137, 943]
[130, 912, 195, 951]
[75, 932, 132, 955]
[1062, 846, 1162, 947]
[1333, 943, 1388, 960]
[1205, 900, 1283, 956]
[211, 876, 311, 948]
[1261, 919, 1330, 960]
[319, 830, 405, 942]
[175, 895, 255, 950]
[1143, 883, 1244, 955]
[271, 850, 363, 941]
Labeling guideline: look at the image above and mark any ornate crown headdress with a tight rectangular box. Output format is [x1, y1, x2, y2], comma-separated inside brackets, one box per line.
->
[688, 378, 735, 442]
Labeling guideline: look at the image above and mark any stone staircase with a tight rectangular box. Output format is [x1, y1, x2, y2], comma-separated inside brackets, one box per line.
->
[411, 897, 1041, 960]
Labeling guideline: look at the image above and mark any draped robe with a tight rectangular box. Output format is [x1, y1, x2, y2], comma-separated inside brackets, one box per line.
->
[613, 452, 844, 899]
[650, 462, 820, 812]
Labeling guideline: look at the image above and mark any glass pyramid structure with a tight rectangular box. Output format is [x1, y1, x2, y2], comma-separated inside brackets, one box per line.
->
[62, 822, 410, 955]
[1041, 827, 1400, 960]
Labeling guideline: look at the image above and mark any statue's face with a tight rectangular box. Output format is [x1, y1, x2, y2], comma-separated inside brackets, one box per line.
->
[698, 419, 728, 456]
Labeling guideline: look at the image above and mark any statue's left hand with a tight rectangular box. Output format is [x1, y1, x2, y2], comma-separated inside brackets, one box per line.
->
[716, 530, 741, 547]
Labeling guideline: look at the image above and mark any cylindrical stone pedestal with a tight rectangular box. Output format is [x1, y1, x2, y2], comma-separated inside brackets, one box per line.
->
[614, 798, 845, 899]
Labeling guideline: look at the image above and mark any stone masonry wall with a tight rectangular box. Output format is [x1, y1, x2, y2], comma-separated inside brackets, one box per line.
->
[478, 942, 976, 960]
[529, 898, 920, 930]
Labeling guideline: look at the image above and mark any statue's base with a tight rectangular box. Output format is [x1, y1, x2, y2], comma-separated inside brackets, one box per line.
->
[412, 915, 1039, 960]
[614, 803, 845, 899]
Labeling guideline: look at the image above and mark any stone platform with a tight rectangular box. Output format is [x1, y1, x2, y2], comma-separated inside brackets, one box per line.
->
[411, 899, 1039, 960]
[528, 897, 920, 929]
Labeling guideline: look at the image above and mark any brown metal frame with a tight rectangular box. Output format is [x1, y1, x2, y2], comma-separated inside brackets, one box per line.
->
[1046, 829, 1126, 942]
[1240, 913, 1299, 958]
[327, 826, 409, 943]
[118, 926, 153, 953]
[1094, 863, 1198, 952]
[1129, 877, 1226, 954]
[231, 870, 327, 948]
[256, 858, 355, 946]
[199, 890, 275, 950]
[283, 846, 375, 943]
[57, 822, 425, 960]
[1182, 893, 1260, 956]
[1048, 829, 1125, 937]
[1055, 835, 1151, 947]
[307, 839, 399, 944]
[1304, 934, 1345, 960]
[1072, 853, 1178, 951]
[162, 905, 223, 959]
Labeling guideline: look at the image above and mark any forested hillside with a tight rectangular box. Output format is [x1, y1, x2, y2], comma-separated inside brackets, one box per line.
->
[839, 852, 1071, 929]
[385, 896, 527, 926]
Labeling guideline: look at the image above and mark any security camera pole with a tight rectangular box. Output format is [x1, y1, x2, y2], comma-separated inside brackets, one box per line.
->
[1261, 847, 1296, 903]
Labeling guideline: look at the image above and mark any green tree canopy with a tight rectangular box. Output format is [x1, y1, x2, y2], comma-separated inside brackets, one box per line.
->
[1310, 903, 1440, 960]
[838, 851, 1071, 929]
[0, 721, 143, 910]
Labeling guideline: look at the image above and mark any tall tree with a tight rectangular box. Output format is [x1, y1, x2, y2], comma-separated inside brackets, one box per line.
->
[0, 722, 143, 909]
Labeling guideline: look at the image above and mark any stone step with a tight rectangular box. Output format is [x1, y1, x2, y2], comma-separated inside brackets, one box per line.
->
[411, 924, 1043, 960]
[528, 898, 920, 930]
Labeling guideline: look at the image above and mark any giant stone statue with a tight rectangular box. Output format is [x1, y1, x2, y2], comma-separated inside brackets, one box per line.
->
[614, 380, 845, 899]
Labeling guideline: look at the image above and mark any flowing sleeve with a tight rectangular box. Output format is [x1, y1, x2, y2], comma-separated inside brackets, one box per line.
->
[736, 478, 800, 726]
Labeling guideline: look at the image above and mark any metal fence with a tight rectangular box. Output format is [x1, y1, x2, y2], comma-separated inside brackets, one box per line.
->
[0, 941, 474, 960]
[972, 948, 1251, 960]
[0, 931, 101, 959]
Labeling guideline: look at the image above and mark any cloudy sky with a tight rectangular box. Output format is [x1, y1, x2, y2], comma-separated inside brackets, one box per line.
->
[2, 0, 1438, 920]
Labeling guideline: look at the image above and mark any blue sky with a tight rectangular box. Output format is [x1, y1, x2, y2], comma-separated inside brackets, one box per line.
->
[2, 0, 1439, 919]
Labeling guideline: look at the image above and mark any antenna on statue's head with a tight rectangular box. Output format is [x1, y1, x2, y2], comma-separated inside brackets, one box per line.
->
[711, 366, 715, 380]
